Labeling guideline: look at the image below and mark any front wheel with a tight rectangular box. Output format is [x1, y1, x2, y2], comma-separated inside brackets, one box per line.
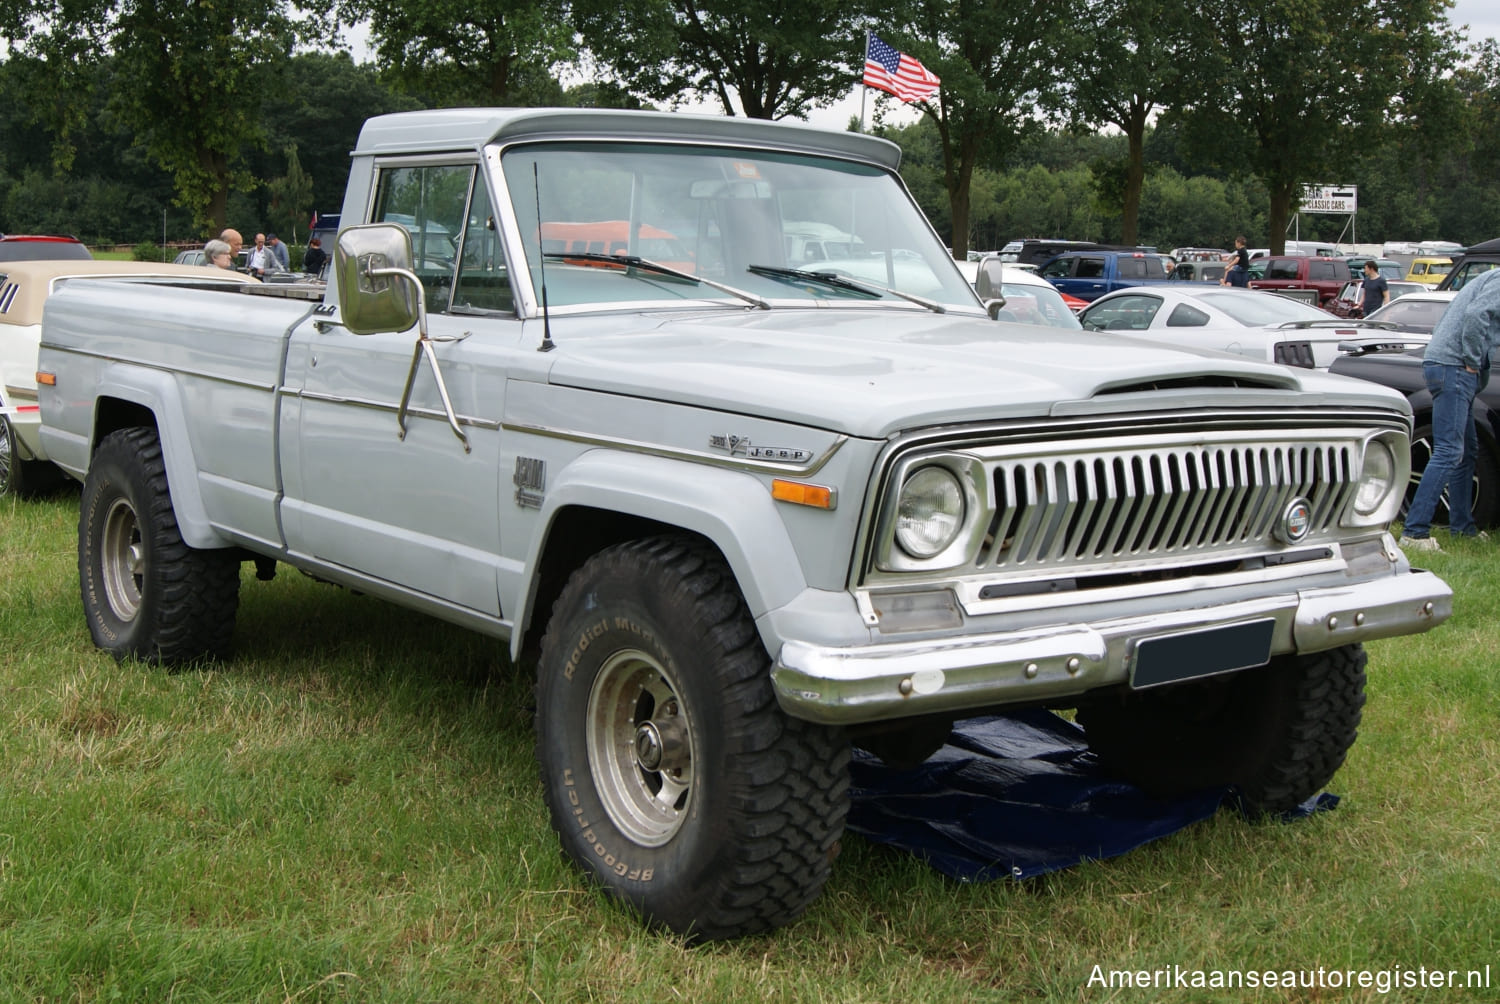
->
[535, 536, 849, 940]
[78, 427, 241, 664]
[1076, 644, 1367, 814]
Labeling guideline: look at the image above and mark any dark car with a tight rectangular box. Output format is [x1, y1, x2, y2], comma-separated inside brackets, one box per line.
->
[1437, 236, 1500, 291]
[1329, 341, 1500, 529]
[0, 234, 92, 262]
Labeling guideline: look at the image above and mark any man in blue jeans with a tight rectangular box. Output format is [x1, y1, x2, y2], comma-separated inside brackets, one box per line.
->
[1400, 267, 1500, 551]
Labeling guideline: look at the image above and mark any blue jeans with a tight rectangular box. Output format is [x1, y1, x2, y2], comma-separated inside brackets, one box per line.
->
[1404, 362, 1486, 537]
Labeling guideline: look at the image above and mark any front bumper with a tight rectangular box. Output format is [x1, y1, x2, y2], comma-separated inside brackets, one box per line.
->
[771, 568, 1451, 724]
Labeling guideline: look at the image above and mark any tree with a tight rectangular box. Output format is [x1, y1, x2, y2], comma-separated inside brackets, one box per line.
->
[1170, 0, 1462, 255]
[575, 0, 877, 119]
[0, 0, 306, 233]
[317, 0, 575, 105]
[889, 0, 1073, 259]
[1056, 0, 1195, 246]
[265, 146, 315, 244]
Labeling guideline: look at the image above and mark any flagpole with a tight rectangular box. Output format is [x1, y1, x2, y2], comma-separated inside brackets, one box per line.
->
[860, 31, 870, 133]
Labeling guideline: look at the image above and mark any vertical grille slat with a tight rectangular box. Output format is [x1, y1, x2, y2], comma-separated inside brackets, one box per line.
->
[984, 437, 1359, 569]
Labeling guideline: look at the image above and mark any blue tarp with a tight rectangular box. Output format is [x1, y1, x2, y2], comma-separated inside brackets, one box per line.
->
[847, 709, 1336, 882]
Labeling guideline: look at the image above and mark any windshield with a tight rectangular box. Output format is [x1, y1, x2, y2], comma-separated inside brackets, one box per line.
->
[1190, 290, 1333, 326]
[998, 281, 1082, 329]
[1367, 297, 1452, 333]
[501, 142, 977, 311]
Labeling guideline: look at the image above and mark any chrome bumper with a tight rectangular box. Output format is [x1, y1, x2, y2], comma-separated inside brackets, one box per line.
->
[771, 570, 1451, 725]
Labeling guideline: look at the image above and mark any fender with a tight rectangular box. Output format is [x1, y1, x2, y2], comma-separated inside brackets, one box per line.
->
[510, 449, 812, 662]
[90, 366, 233, 550]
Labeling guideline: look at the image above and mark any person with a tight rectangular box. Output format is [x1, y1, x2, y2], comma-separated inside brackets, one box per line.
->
[267, 232, 290, 271]
[247, 232, 279, 279]
[1399, 266, 1500, 551]
[1219, 236, 1251, 287]
[219, 228, 244, 262]
[1358, 259, 1389, 318]
[302, 236, 328, 275]
[202, 238, 234, 270]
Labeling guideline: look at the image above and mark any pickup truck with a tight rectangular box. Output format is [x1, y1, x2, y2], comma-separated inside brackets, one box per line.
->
[1246, 255, 1352, 307]
[1035, 250, 1175, 302]
[36, 107, 1452, 941]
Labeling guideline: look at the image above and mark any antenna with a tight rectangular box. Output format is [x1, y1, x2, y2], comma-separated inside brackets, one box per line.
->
[534, 162, 555, 353]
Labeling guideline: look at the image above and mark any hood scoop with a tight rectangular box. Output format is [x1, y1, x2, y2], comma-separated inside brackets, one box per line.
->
[1096, 372, 1299, 396]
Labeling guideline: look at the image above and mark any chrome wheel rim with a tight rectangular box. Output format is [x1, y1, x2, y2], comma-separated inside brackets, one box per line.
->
[100, 497, 145, 621]
[0, 418, 12, 494]
[586, 649, 694, 847]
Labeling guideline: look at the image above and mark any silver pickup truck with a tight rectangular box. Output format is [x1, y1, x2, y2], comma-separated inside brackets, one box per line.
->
[37, 108, 1451, 941]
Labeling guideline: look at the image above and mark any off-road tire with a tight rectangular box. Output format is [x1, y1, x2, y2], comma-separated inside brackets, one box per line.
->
[1076, 644, 1367, 814]
[535, 535, 849, 941]
[78, 427, 241, 664]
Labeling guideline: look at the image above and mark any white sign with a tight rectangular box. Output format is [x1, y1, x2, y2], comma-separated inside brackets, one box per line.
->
[1301, 185, 1357, 215]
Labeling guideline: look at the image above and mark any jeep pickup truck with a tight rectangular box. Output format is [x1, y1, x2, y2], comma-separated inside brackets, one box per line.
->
[1035, 250, 1176, 302]
[37, 108, 1452, 941]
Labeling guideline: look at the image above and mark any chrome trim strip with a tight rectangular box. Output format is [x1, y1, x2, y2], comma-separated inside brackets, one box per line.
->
[283, 387, 502, 430]
[501, 419, 847, 476]
[773, 570, 1452, 725]
[37, 344, 277, 392]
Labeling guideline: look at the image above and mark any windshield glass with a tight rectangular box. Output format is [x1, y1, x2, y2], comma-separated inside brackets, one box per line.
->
[1191, 290, 1332, 326]
[501, 142, 977, 310]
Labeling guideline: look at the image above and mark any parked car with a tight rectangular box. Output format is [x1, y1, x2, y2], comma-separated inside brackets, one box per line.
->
[1077, 285, 1399, 368]
[0, 259, 258, 496]
[0, 234, 92, 262]
[1338, 256, 1404, 281]
[173, 247, 253, 270]
[1169, 260, 1228, 282]
[1245, 255, 1352, 307]
[1404, 257, 1453, 285]
[1327, 279, 1425, 319]
[1437, 237, 1500, 291]
[1169, 247, 1228, 263]
[1330, 341, 1500, 530]
[1360, 289, 1458, 334]
[1036, 250, 1173, 302]
[971, 256, 1084, 329]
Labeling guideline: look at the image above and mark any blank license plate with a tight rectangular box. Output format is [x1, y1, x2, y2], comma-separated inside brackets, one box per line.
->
[1130, 619, 1276, 689]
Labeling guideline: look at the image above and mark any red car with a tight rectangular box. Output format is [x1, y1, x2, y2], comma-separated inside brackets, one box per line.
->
[0, 234, 92, 262]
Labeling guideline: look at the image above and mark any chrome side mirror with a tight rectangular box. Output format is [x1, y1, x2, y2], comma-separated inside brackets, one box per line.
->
[335, 223, 420, 335]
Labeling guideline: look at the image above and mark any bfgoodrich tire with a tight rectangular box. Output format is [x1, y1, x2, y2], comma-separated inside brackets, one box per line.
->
[535, 536, 849, 941]
[78, 427, 241, 664]
[1076, 644, 1367, 814]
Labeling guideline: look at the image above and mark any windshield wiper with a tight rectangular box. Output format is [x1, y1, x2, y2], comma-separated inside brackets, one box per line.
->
[746, 264, 946, 314]
[543, 251, 769, 309]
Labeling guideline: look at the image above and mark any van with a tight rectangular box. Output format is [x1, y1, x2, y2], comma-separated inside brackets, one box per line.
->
[1282, 240, 1338, 257]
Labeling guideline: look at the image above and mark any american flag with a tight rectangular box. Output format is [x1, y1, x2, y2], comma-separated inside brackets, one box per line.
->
[863, 32, 941, 104]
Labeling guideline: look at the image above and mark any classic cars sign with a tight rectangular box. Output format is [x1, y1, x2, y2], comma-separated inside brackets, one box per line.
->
[1301, 185, 1358, 214]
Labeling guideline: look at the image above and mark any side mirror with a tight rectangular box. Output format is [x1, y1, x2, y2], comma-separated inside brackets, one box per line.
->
[975, 257, 1005, 300]
[335, 223, 421, 335]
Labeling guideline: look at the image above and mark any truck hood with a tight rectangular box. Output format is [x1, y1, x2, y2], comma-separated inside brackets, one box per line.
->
[543, 308, 1410, 438]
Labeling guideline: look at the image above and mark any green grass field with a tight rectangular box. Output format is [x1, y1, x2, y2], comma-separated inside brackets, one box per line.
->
[1, 493, 1495, 1002]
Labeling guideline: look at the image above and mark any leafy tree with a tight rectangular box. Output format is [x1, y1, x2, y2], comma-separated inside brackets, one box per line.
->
[1055, 0, 1195, 246]
[575, 0, 877, 119]
[0, 0, 307, 233]
[316, 0, 575, 105]
[888, 0, 1074, 259]
[1169, 0, 1462, 254]
[266, 146, 315, 243]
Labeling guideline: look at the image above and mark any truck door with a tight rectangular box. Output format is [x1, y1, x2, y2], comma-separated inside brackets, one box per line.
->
[279, 161, 522, 618]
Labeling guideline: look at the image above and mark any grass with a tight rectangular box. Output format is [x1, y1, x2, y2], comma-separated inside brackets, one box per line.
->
[1, 494, 1496, 1002]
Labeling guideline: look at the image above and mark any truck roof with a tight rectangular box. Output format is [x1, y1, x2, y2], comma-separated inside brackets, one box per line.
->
[352, 107, 904, 171]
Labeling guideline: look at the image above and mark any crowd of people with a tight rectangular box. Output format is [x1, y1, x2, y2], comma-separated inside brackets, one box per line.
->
[202, 228, 325, 278]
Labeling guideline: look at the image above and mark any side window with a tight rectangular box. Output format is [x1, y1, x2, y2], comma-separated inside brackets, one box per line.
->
[1075, 257, 1106, 279]
[1084, 294, 1159, 331]
[453, 176, 516, 316]
[372, 164, 470, 311]
[1269, 260, 1299, 280]
[1309, 261, 1333, 280]
[1165, 304, 1211, 327]
[1117, 258, 1144, 279]
[1039, 258, 1074, 279]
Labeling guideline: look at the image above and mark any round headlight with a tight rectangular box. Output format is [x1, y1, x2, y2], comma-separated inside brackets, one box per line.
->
[895, 466, 966, 558]
[1355, 438, 1396, 515]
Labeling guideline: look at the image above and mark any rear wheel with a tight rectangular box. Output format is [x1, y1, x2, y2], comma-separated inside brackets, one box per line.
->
[78, 427, 241, 664]
[535, 536, 848, 940]
[1076, 644, 1367, 814]
[0, 415, 63, 499]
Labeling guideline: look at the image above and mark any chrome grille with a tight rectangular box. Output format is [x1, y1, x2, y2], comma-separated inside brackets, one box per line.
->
[983, 442, 1356, 569]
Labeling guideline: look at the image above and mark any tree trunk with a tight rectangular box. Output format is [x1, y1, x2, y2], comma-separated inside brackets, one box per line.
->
[1121, 109, 1147, 247]
[946, 129, 979, 260]
[1268, 182, 1295, 256]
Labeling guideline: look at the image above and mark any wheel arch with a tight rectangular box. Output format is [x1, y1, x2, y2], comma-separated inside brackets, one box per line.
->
[89, 372, 230, 550]
[510, 451, 811, 664]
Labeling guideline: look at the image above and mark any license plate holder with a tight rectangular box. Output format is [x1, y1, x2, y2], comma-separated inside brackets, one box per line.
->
[1130, 619, 1276, 689]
